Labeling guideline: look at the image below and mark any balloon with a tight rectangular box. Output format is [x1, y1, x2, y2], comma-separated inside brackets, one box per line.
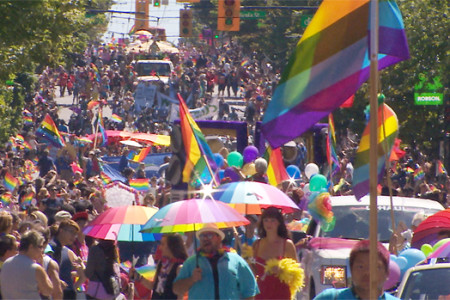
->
[213, 153, 224, 168]
[227, 151, 243, 168]
[310, 174, 327, 192]
[390, 255, 407, 272]
[243, 146, 259, 164]
[399, 248, 426, 276]
[286, 165, 301, 179]
[224, 167, 240, 182]
[218, 169, 225, 181]
[241, 163, 256, 177]
[303, 183, 310, 194]
[383, 259, 401, 290]
[420, 244, 433, 257]
[432, 238, 450, 251]
[305, 163, 319, 179]
[322, 216, 336, 232]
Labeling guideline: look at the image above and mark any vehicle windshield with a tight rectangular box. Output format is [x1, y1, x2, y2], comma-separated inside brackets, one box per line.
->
[136, 62, 171, 77]
[399, 267, 450, 299]
[320, 205, 441, 242]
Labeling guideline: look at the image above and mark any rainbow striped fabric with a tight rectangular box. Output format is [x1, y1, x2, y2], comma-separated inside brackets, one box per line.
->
[20, 192, 34, 207]
[3, 172, 18, 192]
[100, 172, 112, 185]
[36, 114, 65, 148]
[132, 147, 151, 163]
[263, 146, 289, 187]
[90, 63, 101, 82]
[437, 160, 447, 175]
[129, 179, 150, 192]
[0, 192, 12, 207]
[23, 115, 33, 125]
[111, 114, 123, 123]
[262, 0, 409, 148]
[178, 94, 216, 184]
[414, 167, 425, 181]
[87, 100, 100, 110]
[327, 114, 340, 176]
[352, 103, 399, 200]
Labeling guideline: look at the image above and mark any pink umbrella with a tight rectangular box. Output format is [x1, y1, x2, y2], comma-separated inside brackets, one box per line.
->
[140, 198, 249, 233]
[213, 181, 300, 214]
[84, 205, 160, 242]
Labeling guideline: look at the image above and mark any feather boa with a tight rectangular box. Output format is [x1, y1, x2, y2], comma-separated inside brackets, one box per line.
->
[264, 258, 305, 299]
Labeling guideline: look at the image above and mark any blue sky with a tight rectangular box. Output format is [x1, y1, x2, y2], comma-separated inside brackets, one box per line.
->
[104, 0, 186, 44]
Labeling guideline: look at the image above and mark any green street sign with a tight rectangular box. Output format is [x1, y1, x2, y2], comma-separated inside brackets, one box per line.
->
[240, 11, 266, 19]
[300, 15, 313, 28]
[414, 93, 444, 105]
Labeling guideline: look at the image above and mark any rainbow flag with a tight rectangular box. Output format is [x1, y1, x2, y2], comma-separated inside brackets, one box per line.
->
[437, 160, 447, 175]
[111, 114, 123, 123]
[261, 0, 409, 148]
[263, 146, 289, 187]
[23, 109, 33, 117]
[0, 192, 12, 207]
[120, 261, 156, 281]
[129, 179, 150, 192]
[3, 172, 18, 192]
[96, 109, 107, 147]
[100, 172, 112, 185]
[178, 94, 216, 184]
[128, 24, 136, 36]
[87, 100, 100, 110]
[20, 191, 34, 207]
[241, 58, 250, 67]
[23, 115, 33, 125]
[414, 167, 425, 181]
[352, 103, 399, 200]
[36, 114, 65, 148]
[327, 114, 340, 176]
[132, 147, 151, 163]
[90, 63, 101, 82]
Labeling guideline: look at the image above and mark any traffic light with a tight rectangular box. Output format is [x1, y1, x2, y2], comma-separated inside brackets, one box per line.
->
[179, 9, 193, 37]
[217, 0, 240, 31]
[153, 0, 160, 7]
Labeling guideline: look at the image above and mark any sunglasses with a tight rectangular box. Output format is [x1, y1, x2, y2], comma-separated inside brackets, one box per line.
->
[199, 232, 218, 240]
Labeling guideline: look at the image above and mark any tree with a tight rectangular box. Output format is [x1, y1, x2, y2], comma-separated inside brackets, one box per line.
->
[0, 0, 112, 142]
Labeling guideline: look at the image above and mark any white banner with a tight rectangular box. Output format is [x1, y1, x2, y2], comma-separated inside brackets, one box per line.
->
[134, 82, 157, 112]
[169, 97, 219, 122]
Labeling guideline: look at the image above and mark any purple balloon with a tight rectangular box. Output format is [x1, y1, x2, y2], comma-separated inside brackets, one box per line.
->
[224, 167, 241, 182]
[383, 259, 401, 290]
[243, 146, 259, 164]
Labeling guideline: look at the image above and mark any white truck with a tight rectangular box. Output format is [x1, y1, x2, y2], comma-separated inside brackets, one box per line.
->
[134, 59, 174, 84]
[298, 195, 444, 299]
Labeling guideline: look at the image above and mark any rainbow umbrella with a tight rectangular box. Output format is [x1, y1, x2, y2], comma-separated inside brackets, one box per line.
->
[212, 181, 300, 214]
[84, 205, 161, 242]
[140, 198, 249, 234]
[412, 209, 450, 248]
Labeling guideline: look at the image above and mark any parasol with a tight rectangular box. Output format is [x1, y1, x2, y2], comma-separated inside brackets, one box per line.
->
[411, 209, 450, 248]
[104, 182, 141, 207]
[212, 181, 300, 214]
[83, 205, 160, 242]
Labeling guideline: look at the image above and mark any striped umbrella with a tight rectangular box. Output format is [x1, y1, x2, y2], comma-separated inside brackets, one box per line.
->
[140, 198, 249, 234]
[212, 181, 300, 214]
[84, 205, 160, 242]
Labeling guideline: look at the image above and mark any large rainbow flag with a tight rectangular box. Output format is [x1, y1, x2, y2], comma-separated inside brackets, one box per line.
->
[36, 114, 66, 148]
[263, 146, 289, 187]
[261, 0, 409, 148]
[3, 172, 18, 192]
[178, 94, 216, 184]
[352, 103, 398, 200]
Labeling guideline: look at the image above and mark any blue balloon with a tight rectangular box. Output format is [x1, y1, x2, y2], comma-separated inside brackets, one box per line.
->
[286, 165, 301, 179]
[399, 248, 426, 277]
[218, 169, 225, 181]
[213, 153, 224, 168]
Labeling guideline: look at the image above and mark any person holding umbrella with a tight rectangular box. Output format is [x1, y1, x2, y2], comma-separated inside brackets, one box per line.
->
[172, 224, 259, 299]
[131, 233, 188, 299]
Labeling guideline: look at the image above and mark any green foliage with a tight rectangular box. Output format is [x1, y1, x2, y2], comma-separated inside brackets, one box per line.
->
[0, 0, 111, 143]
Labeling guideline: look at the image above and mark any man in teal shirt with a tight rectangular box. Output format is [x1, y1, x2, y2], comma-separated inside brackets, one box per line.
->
[173, 224, 259, 299]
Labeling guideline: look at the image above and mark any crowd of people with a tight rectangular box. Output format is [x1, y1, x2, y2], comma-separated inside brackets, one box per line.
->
[0, 37, 449, 299]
